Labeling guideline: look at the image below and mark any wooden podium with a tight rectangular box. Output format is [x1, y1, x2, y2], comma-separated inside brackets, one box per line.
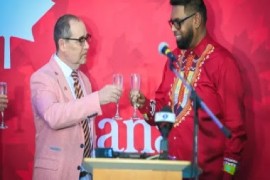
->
[83, 158, 190, 180]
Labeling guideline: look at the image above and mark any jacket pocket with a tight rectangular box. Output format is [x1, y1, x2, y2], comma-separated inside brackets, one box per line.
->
[34, 157, 58, 170]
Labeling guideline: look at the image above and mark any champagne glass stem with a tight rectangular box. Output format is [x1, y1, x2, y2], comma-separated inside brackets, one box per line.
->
[116, 102, 120, 117]
[0, 111, 7, 129]
[133, 105, 136, 117]
[113, 101, 122, 120]
[132, 104, 139, 119]
[1, 111, 4, 125]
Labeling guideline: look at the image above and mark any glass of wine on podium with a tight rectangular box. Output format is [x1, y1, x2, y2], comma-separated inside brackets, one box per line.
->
[0, 82, 8, 129]
[154, 106, 175, 159]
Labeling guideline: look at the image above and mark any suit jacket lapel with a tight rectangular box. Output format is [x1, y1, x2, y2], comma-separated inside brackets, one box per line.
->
[78, 71, 92, 95]
[48, 57, 74, 100]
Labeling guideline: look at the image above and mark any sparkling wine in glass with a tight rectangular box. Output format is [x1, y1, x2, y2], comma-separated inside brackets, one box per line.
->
[0, 82, 8, 129]
[112, 73, 123, 120]
[130, 73, 140, 120]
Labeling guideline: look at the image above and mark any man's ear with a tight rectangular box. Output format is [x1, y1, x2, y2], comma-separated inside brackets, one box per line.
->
[193, 12, 202, 29]
[58, 39, 66, 52]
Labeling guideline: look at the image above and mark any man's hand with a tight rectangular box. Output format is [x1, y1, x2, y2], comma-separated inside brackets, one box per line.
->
[129, 90, 146, 109]
[98, 85, 122, 105]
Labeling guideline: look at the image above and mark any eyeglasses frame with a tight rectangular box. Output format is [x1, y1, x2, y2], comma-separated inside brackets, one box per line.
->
[62, 33, 91, 45]
[168, 12, 197, 30]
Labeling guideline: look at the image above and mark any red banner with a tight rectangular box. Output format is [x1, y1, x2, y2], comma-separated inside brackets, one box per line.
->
[0, 0, 269, 179]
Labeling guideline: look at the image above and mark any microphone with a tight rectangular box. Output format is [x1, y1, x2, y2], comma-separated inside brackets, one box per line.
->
[155, 106, 175, 159]
[155, 106, 175, 124]
[155, 106, 175, 137]
[158, 42, 177, 62]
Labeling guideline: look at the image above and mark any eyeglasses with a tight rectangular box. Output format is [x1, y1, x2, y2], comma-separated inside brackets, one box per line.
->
[63, 33, 91, 45]
[168, 13, 196, 30]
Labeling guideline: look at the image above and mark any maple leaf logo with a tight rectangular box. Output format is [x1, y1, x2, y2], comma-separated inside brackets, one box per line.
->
[0, 0, 54, 69]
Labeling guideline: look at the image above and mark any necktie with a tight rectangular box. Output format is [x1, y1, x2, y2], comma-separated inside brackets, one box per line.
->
[71, 70, 92, 157]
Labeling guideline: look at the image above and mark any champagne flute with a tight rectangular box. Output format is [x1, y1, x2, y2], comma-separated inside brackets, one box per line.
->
[112, 73, 123, 120]
[0, 82, 8, 129]
[130, 73, 140, 120]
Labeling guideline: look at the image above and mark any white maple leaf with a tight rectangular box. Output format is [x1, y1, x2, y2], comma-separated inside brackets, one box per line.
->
[0, 0, 54, 69]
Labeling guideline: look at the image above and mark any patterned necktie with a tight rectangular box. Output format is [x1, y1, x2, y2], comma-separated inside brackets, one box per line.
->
[71, 70, 92, 157]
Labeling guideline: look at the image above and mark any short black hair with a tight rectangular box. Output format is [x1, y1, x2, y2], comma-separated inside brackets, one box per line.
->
[53, 14, 81, 51]
[170, 0, 207, 25]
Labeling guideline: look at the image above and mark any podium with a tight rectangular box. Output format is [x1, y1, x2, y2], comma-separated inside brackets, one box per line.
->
[83, 158, 190, 180]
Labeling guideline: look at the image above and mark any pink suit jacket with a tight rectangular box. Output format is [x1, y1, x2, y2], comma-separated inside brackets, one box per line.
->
[30, 56, 102, 180]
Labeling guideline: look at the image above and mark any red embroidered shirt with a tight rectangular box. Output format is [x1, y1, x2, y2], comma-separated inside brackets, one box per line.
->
[139, 34, 246, 179]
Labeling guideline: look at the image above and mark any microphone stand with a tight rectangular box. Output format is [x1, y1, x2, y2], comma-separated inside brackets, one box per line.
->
[168, 61, 231, 180]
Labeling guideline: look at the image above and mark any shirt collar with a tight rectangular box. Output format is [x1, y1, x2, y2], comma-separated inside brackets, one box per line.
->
[174, 33, 213, 58]
[192, 33, 212, 57]
[54, 54, 73, 78]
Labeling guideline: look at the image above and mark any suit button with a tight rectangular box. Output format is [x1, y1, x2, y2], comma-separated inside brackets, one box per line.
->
[77, 165, 81, 170]
[80, 144, 84, 148]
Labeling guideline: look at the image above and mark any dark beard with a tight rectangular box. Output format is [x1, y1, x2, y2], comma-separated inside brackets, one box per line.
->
[176, 29, 193, 49]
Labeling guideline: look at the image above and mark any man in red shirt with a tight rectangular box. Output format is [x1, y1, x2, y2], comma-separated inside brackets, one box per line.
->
[130, 0, 246, 179]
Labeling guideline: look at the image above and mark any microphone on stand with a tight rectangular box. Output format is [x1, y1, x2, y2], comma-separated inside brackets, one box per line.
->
[158, 42, 177, 62]
[158, 42, 180, 71]
[155, 106, 175, 159]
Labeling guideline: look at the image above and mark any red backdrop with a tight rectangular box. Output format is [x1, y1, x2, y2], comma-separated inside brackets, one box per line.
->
[0, 0, 269, 179]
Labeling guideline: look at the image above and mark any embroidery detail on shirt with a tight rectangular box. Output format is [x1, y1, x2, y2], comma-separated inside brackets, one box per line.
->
[149, 100, 156, 116]
[143, 100, 156, 121]
[170, 44, 215, 127]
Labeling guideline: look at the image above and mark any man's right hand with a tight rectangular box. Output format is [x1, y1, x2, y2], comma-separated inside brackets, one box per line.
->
[98, 85, 122, 105]
[129, 90, 146, 109]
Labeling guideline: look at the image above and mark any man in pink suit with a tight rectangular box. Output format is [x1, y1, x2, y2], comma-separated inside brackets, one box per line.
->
[30, 14, 122, 180]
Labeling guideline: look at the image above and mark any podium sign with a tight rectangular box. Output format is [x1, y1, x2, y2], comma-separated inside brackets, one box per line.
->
[83, 158, 190, 180]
